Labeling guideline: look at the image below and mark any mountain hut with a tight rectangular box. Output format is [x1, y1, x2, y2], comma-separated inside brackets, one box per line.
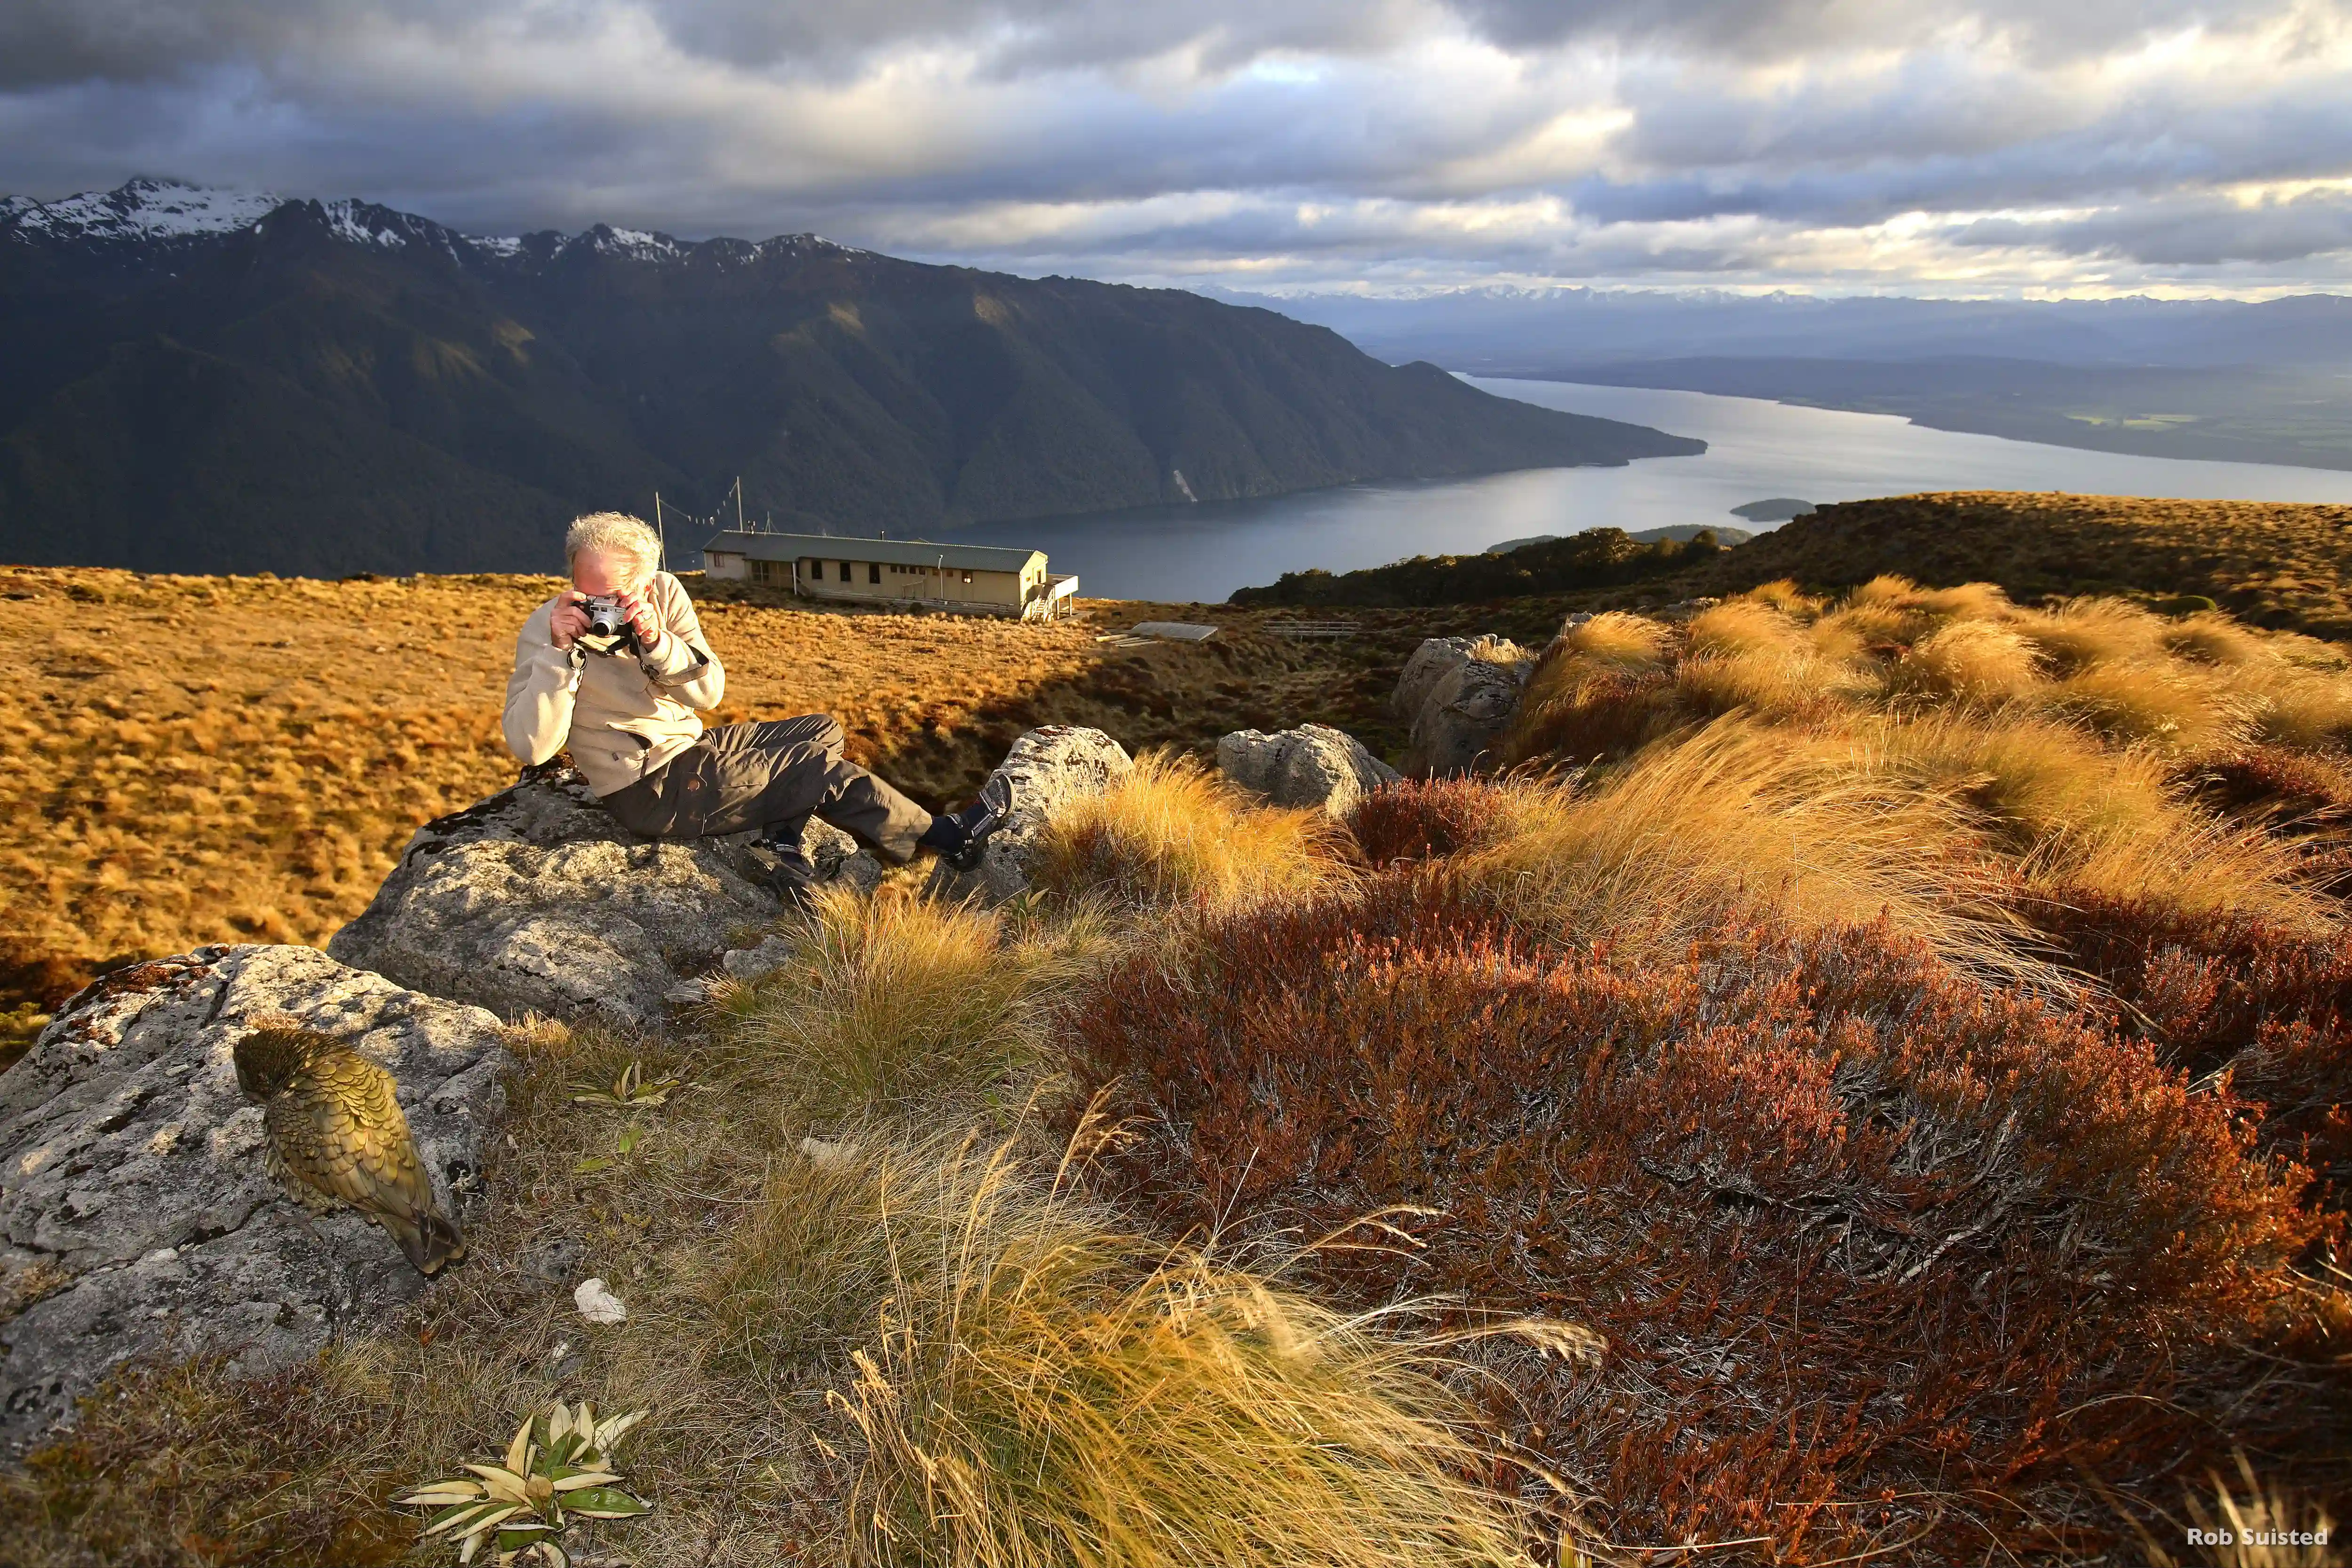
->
[701, 530, 1079, 620]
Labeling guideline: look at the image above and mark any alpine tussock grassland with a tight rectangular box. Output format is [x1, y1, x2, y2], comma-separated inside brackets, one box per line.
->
[1703, 493, 2352, 640]
[0, 565, 1413, 1057]
[4, 565, 2349, 1566]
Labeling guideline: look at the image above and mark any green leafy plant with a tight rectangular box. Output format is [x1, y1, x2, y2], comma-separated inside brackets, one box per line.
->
[399, 1400, 652, 1565]
[571, 1059, 680, 1110]
[574, 1119, 651, 1176]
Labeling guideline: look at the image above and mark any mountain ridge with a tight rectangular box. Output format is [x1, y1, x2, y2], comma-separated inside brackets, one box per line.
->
[0, 181, 1702, 575]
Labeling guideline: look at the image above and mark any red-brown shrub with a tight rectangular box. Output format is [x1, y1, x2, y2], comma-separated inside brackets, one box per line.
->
[2039, 892, 2352, 1216]
[2180, 744, 2352, 831]
[1344, 779, 1520, 867]
[1067, 877, 2339, 1559]
[1497, 662, 1683, 766]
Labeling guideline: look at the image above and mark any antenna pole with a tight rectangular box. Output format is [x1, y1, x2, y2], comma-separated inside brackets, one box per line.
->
[653, 493, 666, 571]
[734, 477, 745, 533]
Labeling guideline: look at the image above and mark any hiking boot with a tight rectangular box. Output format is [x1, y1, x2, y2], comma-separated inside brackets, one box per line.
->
[931, 772, 1017, 872]
[750, 837, 817, 910]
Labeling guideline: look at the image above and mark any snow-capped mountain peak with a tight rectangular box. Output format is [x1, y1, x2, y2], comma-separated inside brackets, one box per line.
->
[3, 177, 285, 242]
[0, 178, 867, 270]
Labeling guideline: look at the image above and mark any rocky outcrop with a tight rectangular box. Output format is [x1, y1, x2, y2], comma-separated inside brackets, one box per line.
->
[1394, 637, 1483, 728]
[0, 945, 509, 1453]
[1395, 637, 1534, 778]
[1217, 724, 1401, 818]
[798, 817, 885, 896]
[328, 763, 879, 1028]
[925, 726, 1135, 905]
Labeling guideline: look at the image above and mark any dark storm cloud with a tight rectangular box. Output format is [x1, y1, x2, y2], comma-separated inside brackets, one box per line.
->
[1446, 0, 2291, 58]
[1953, 187, 2352, 266]
[1, 0, 2349, 292]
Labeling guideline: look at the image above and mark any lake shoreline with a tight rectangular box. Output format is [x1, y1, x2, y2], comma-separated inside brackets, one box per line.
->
[921, 379, 2352, 604]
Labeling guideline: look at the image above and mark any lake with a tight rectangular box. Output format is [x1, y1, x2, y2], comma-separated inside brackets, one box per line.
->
[948, 378, 2352, 605]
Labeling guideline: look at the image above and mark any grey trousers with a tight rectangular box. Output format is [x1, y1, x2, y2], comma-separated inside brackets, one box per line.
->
[601, 716, 934, 864]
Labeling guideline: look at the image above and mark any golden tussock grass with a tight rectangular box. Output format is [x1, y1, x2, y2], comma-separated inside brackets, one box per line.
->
[1891, 617, 2046, 706]
[829, 1129, 1529, 1568]
[1675, 599, 1875, 721]
[1031, 751, 1353, 913]
[1498, 578, 2352, 942]
[1496, 613, 1683, 765]
[707, 885, 1111, 1124]
[1740, 577, 1823, 617]
[2247, 666, 2352, 751]
[2044, 659, 2248, 750]
[4, 1030, 1534, 1568]
[1557, 609, 1671, 666]
[1685, 597, 1805, 658]
[1697, 493, 2352, 641]
[1458, 718, 2046, 987]
[0, 565, 1412, 1012]
[1855, 712, 2326, 929]
[2167, 610, 2285, 668]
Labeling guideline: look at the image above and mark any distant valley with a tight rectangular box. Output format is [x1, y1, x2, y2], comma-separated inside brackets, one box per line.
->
[1526, 358, 2352, 474]
[1232, 287, 2352, 474]
[0, 181, 1701, 577]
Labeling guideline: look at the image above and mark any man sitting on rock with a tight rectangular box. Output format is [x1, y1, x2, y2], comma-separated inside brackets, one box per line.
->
[502, 511, 1009, 900]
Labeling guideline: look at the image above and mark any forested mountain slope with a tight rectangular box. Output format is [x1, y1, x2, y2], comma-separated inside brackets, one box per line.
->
[0, 181, 1700, 575]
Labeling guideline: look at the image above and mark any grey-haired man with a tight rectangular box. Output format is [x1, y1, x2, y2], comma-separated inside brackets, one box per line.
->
[502, 511, 1009, 898]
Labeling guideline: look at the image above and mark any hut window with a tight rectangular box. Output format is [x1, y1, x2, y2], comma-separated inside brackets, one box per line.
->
[869, 562, 882, 584]
[961, 570, 974, 583]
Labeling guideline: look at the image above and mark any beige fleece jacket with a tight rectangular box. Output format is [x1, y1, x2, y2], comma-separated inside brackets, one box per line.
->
[501, 571, 726, 796]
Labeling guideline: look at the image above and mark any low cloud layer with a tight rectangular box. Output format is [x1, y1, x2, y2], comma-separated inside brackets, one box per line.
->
[3, 0, 2349, 295]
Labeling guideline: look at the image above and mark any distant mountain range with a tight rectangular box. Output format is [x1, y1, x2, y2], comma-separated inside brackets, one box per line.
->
[1208, 285, 2352, 369]
[0, 180, 1702, 577]
[1214, 286, 2352, 473]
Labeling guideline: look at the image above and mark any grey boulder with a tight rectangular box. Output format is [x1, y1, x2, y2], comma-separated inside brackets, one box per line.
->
[328, 763, 877, 1028]
[0, 944, 509, 1454]
[926, 726, 1135, 905]
[1395, 637, 1534, 778]
[1217, 724, 1401, 819]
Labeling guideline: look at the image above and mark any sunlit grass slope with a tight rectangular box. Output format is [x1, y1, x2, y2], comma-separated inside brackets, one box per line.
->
[0, 565, 1405, 1025]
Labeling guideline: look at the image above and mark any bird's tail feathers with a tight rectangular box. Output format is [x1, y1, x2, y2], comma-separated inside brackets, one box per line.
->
[383, 1204, 469, 1276]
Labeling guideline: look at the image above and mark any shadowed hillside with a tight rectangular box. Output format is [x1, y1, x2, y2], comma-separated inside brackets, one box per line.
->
[1705, 493, 2352, 636]
[1227, 493, 2352, 641]
[0, 182, 1702, 576]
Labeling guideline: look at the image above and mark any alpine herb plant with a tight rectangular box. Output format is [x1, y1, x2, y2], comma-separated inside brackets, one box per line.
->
[399, 1401, 653, 1565]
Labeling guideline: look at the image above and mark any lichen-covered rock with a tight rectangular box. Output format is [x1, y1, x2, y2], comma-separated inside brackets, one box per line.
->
[801, 817, 885, 895]
[1396, 637, 1534, 778]
[328, 763, 877, 1027]
[925, 726, 1135, 906]
[721, 934, 796, 984]
[0, 945, 509, 1454]
[1217, 724, 1401, 818]
[1394, 637, 1483, 724]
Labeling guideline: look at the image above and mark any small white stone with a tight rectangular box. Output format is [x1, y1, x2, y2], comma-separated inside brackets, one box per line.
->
[574, 1277, 627, 1324]
[798, 1136, 859, 1171]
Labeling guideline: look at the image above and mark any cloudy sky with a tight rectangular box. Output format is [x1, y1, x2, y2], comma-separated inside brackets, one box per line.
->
[4, 0, 2351, 297]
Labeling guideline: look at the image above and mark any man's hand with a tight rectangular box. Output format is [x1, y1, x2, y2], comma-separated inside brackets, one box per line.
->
[613, 586, 664, 654]
[548, 590, 590, 651]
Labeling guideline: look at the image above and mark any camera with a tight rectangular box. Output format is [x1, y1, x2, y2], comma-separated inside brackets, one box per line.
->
[586, 595, 629, 638]
[576, 594, 638, 656]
